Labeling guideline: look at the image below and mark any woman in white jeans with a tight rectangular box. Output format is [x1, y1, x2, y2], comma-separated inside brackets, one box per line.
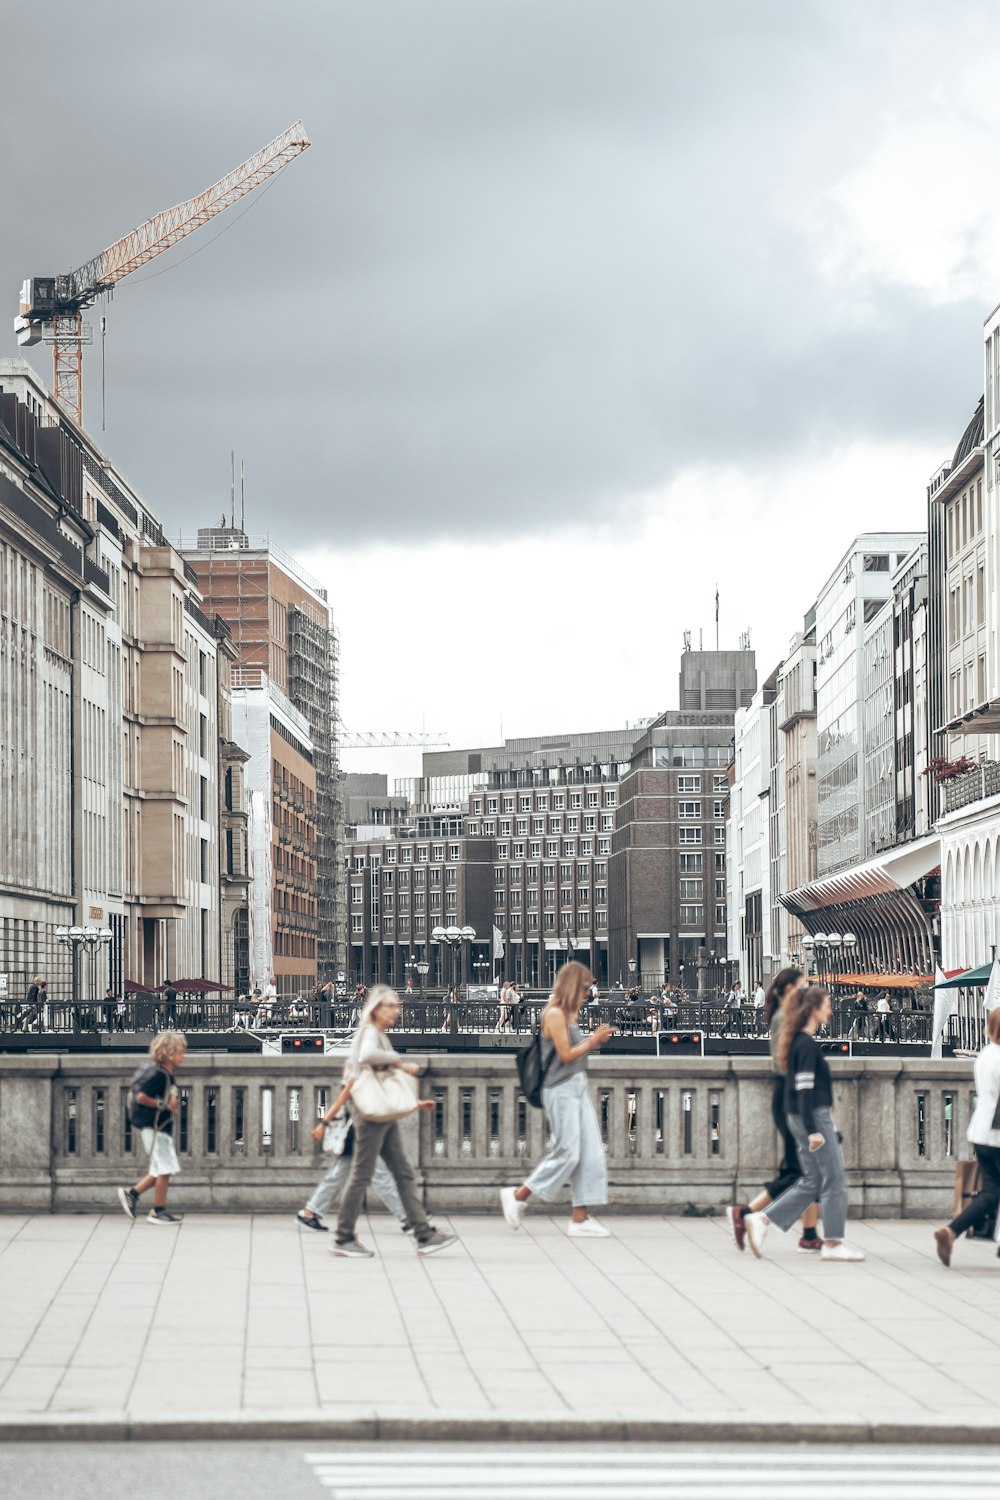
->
[500, 961, 613, 1237]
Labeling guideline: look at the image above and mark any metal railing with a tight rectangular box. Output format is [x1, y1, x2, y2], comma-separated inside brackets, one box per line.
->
[942, 762, 1000, 814]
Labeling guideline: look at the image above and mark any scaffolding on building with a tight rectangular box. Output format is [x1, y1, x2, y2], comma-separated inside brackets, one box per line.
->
[288, 602, 345, 976]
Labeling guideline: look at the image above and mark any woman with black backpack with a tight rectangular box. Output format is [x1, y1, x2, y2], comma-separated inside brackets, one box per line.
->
[500, 961, 612, 1238]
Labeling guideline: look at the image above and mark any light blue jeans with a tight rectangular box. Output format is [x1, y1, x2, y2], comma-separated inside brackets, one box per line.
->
[765, 1106, 847, 1241]
[524, 1073, 608, 1208]
[307, 1151, 405, 1221]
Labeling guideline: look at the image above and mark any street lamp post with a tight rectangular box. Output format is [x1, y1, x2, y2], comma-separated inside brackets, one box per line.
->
[431, 925, 476, 1030]
[628, 956, 637, 991]
[54, 926, 113, 1028]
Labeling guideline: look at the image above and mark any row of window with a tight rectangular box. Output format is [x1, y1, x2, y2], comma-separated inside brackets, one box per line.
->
[494, 888, 607, 908]
[678, 775, 729, 794]
[470, 815, 615, 836]
[474, 790, 616, 816]
[678, 800, 727, 819]
[352, 911, 611, 936]
[494, 861, 607, 885]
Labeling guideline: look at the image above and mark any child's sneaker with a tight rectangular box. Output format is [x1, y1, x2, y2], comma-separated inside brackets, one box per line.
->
[296, 1210, 328, 1232]
[117, 1187, 139, 1220]
[147, 1207, 181, 1225]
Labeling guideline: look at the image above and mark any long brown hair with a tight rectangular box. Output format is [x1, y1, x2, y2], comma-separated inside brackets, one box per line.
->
[549, 960, 594, 1018]
[776, 982, 828, 1073]
[764, 966, 803, 1025]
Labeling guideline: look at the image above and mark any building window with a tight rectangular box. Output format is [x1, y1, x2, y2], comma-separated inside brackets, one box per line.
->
[530, 841, 541, 858]
[567, 816, 579, 833]
[680, 827, 703, 845]
[532, 818, 544, 835]
[536, 795, 548, 811]
[351, 914, 363, 934]
[680, 879, 703, 900]
[527, 865, 538, 883]
[445, 891, 457, 912]
[495, 891, 506, 909]
[678, 775, 701, 793]
[383, 869, 393, 887]
[385, 847, 396, 864]
[577, 861, 590, 878]
[715, 851, 725, 872]
[495, 867, 506, 885]
[578, 886, 589, 905]
[511, 912, 522, 930]
[587, 791, 599, 808]
[714, 800, 725, 820]
[549, 816, 562, 834]
[448, 843, 461, 859]
[714, 827, 725, 845]
[571, 793, 582, 810]
[679, 853, 702, 873]
[528, 913, 539, 931]
[514, 841, 525, 859]
[584, 816, 596, 832]
[580, 839, 593, 855]
[500, 820, 511, 837]
[715, 878, 726, 900]
[520, 796, 531, 812]
[350, 884, 362, 904]
[543, 864, 555, 883]
[473, 799, 483, 815]
[604, 791, 616, 807]
[594, 862, 606, 878]
[401, 846, 413, 863]
[503, 796, 514, 813]
[433, 845, 444, 862]
[714, 774, 728, 793]
[601, 814, 614, 831]
[445, 868, 457, 887]
[546, 840, 559, 857]
[417, 846, 428, 862]
[679, 801, 702, 819]
[383, 916, 394, 934]
[597, 838, 610, 855]
[510, 890, 521, 908]
[715, 904, 727, 927]
[516, 819, 528, 835]
[561, 888, 572, 908]
[483, 821, 495, 835]
[680, 905, 703, 925]
[497, 842, 509, 859]
[487, 798, 498, 814]
[595, 886, 607, 905]
[544, 912, 556, 930]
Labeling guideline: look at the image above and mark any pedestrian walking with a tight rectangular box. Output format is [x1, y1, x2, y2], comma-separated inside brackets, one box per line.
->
[117, 1030, 187, 1225]
[742, 984, 864, 1262]
[513, 983, 528, 1034]
[297, 1075, 412, 1234]
[724, 980, 744, 1037]
[725, 969, 820, 1254]
[753, 979, 765, 1011]
[162, 978, 178, 1028]
[933, 1006, 1000, 1267]
[495, 980, 513, 1034]
[333, 986, 457, 1259]
[500, 961, 614, 1238]
[876, 990, 891, 1042]
[19, 975, 46, 1032]
[102, 986, 118, 1031]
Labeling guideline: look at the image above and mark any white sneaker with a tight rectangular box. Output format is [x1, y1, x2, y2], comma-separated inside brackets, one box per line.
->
[744, 1211, 769, 1259]
[567, 1216, 611, 1238]
[821, 1240, 866, 1262]
[500, 1186, 526, 1231]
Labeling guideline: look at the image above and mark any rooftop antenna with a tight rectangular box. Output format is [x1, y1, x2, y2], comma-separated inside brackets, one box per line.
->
[715, 584, 719, 650]
[230, 449, 235, 528]
[240, 458, 245, 532]
[683, 629, 691, 651]
[699, 628, 703, 651]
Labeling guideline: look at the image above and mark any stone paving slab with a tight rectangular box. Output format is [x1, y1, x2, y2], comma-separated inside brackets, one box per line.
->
[0, 1211, 998, 1440]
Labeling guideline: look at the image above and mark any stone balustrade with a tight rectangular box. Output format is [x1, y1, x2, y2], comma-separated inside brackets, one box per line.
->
[0, 1053, 973, 1217]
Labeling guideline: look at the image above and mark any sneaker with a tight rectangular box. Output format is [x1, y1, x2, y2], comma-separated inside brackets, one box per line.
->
[744, 1211, 769, 1259]
[415, 1230, 458, 1256]
[401, 1219, 435, 1234]
[296, 1210, 328, 1232]
[147, 1208, 181, 1225]
[500, 1186, 526, 1232]
[331, 1238, 374, 1258]
[117, 1187, 139, 1221]
[567, 1217, 611, 1238]
[934, 1227, 953, 1268]
[820, 1240, 865, 1262]
[797, 1235, 822, 1253]
[725, 1204, 746, 1252]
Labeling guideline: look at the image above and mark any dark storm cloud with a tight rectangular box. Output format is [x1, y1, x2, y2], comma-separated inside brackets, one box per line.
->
[0, 1, 991, 546]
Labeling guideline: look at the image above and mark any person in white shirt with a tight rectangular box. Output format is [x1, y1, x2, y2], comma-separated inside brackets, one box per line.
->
[934, 1006, 1000, 1266]
[753, 981, 765, 1010]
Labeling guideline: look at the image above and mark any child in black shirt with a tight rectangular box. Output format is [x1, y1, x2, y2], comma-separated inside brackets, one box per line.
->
[117, 1030, 187, 1225]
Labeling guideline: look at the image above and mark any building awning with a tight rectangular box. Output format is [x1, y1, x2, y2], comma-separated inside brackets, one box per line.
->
[780, 834, 940, 915]
[934, 962, 993, 989]
[940, 701, 1000, 735]
[835, 972, 931, 990]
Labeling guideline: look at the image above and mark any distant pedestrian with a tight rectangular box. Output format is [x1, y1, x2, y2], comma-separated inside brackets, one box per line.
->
[117, 1030, 187, 1225]
[742, 984, 864, 1262]
[20, 975, 46, 1031]
[333, 986, 456, 1259]
[500, 962, 614, 1238]
[753, 980, 765, 1011]
[876, 991, 892, 1042]
[162, 978, 178, 1028]
[933, 1006, 1000, 1267]
[724, 980, 744, 1037]
[725, 968, 820, 1255]
[102, 987, 118, 1030]
[441, 985, 462, 1034]
[513, 984, 528, 1034]
[297, 1076, 410, 1235]
[849, 989, 869, 1041]
[496, 981, 514, 1034]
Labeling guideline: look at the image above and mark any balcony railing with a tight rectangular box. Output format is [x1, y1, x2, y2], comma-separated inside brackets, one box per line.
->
[942, 762, 1000, 814]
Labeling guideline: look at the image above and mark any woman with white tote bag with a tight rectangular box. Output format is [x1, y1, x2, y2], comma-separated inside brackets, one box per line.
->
[333, 985, 458, 1260]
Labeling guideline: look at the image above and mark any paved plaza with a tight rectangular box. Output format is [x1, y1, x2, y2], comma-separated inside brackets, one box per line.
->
[0, 1211, 999, 1440]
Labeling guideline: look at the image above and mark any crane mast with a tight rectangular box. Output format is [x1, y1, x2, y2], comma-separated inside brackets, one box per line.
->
[15, 120, 310, 426]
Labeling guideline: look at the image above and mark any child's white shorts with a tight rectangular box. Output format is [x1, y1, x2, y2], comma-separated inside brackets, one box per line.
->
[140, 1129, 180, 1177]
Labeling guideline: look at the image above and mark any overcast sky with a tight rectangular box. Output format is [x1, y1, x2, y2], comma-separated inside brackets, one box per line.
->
[4, 2, 996, 776]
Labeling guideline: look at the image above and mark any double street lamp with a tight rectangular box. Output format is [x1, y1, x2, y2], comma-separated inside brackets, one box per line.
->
[55, 925, 113, 1006]
[802, 931, 857, 990]
[430, 925, 476, 994]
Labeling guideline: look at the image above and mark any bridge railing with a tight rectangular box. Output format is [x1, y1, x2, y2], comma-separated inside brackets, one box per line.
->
[0, 1052, 972, 1217]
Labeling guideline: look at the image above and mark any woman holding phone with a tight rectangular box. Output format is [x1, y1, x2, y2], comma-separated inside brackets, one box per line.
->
[742, 983, 864, 1263]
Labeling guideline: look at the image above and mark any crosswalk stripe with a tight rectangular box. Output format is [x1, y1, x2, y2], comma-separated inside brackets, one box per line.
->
[304, 1450, 1000, 1499]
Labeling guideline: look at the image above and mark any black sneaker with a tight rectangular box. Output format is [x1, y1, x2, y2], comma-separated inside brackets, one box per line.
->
[147, 1208, 181, 1225]
[117, 1187, 139, 1221]
[416, 1230, 458, 1257]
[296, 1211, 328, 1232]
[331, 1238, 374, 1258]
[401, 1219, 435, 1234]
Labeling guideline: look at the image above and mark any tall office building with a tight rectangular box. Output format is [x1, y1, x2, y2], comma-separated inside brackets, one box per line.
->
[181, 530, 344, 991]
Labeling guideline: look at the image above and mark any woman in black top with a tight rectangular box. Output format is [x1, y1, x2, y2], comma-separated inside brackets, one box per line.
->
[725, 968, 820, 1254]
[743, 983, 864, 1263]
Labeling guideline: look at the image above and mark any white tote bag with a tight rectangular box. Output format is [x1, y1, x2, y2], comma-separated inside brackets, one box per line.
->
[350, 1066, 419, 1123]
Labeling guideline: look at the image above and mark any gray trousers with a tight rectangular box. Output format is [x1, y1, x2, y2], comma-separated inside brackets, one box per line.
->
[307, 1151, 405, 1221]
[766, 1106, 847, 1241]
[335, 1116, 431, 1243]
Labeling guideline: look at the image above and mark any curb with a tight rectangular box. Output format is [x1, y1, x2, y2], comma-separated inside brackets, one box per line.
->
[1, 1410, 999, 1445]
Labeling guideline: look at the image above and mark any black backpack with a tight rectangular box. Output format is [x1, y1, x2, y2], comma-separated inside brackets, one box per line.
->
[516, 1030, 555, 1108]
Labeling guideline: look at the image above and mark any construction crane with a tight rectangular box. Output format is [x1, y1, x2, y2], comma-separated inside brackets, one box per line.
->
[14, 120, 310, 426]
[339, 730, 450, 750]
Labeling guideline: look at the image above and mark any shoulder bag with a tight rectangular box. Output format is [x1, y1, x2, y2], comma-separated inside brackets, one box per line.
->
[350, 1065, 419, 1123]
